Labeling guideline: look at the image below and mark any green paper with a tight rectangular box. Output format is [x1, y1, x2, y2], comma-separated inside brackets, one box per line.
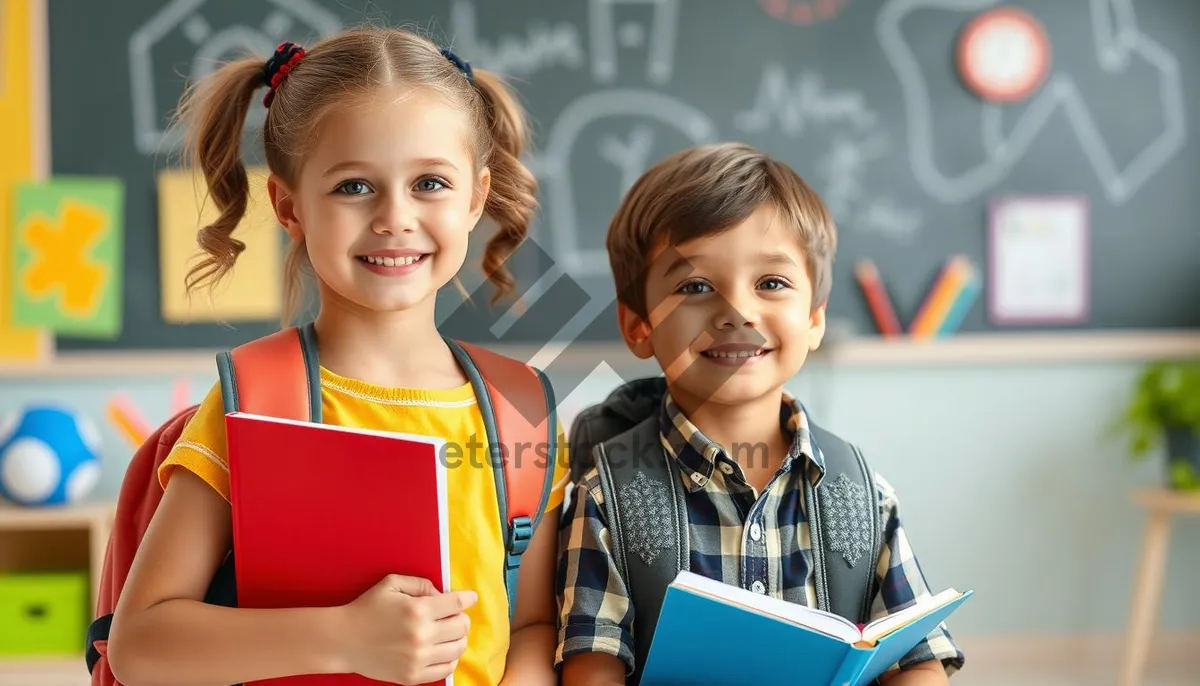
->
[10, 177, 124, 338]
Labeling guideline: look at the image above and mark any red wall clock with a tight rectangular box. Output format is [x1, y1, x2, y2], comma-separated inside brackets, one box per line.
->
[957, 6, 1052, 103]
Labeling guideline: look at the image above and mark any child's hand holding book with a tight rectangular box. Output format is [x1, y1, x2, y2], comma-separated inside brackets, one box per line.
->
[640, 571, 972, 685]
[334, 574, 478, 685]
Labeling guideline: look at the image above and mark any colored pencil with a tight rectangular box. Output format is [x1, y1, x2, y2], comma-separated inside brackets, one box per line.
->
[937, 265, 981, 337]
[909, 256, 972, 339]
[107, 396, 150, 448]
[855, 260, 904, 337]
[172, 379, 191, 414]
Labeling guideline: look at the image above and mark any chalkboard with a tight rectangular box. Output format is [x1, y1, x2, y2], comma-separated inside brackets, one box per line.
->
[47, 0, 1200, 352]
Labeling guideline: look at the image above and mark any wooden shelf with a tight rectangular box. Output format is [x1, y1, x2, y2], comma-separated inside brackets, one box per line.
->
[0, 501, 115, 634]
[0, 657, 88, 686]
[0, 502, 113, 531]
[811, 330, 1200, 366]
[3, 330, 1200, 378]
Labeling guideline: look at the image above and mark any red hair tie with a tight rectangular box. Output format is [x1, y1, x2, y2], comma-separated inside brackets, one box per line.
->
[262, 41, 306, 107]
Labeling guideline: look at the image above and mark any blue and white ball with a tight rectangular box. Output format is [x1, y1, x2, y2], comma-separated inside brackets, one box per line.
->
[0, 405, 102, 507]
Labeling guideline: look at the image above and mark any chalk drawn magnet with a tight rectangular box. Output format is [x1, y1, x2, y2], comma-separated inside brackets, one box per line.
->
[956, 6, 1051, 103]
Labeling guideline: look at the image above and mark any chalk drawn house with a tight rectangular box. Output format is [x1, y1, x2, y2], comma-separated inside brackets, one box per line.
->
[129, 0, 342, 155]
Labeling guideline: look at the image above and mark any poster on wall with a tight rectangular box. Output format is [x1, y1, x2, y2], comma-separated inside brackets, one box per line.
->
[988, 196, 1089, 325]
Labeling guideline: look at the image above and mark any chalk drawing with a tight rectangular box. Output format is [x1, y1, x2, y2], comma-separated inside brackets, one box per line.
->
[855, 197, 924, 244]
[618, 22, 646, 48]
[734, 64, 877, 136]
[449, 1, 585, 78]
[590, 0, 679, 84]
[877, 0, 1187, 205]
[759, 0, 853, 26]
[816, 132, 889, 217]
[815, 133, 923, 243]
[129, 0, 342, 155]
[531, 90, 719, 277]
[598, 125, 656, 196]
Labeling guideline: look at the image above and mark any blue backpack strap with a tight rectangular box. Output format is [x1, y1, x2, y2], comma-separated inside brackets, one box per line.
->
[444, 338, 558, 618]
[215, 323, 322, 423]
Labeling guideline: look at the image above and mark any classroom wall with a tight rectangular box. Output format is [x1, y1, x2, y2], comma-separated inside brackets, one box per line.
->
[2, 356, 1196, 638]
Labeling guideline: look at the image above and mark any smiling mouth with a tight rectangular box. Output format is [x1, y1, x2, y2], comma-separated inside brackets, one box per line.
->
[356, 254, 429, 267]
[700, 345, 773, 359]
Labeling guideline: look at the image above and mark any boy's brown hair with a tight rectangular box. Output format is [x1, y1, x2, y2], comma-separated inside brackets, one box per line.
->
[607, 142, 837, 320]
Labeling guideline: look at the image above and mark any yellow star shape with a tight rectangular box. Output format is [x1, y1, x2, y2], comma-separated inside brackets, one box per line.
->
[19, 200, 109, 317]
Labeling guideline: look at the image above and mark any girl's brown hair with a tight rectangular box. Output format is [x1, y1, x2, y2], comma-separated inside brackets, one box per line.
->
[175, 27, 537, 323]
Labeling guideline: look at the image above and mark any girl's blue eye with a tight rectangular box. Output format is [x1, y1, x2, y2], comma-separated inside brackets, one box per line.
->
[335, 180, 371, 195]
[416, 178, 447, 192]
[759, 278, 789, 291]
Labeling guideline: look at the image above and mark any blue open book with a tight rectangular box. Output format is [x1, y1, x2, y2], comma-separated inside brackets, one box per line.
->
[640, 570, 972, 686]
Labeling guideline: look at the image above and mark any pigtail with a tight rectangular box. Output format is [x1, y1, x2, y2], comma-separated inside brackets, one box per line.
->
[471, 68, 538, 305]
[175, 58, 264, 297]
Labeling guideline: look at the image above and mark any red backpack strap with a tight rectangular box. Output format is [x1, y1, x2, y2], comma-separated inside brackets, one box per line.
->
[87, 326, 321, 685]
[87, 406, 199, 682]
[444, 338, 557, 616]
[217, 323, 321, 422]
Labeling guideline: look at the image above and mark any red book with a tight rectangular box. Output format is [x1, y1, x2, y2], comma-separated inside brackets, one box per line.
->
[225, 411, 451, 686]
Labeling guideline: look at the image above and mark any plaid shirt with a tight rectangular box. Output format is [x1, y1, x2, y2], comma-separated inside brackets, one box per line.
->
[555, 390, 965, 677]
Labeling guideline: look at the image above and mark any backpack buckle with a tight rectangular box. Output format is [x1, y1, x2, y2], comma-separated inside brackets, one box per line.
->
[507, 515, 534, 558]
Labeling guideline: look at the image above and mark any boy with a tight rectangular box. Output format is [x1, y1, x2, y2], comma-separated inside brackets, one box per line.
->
[554, 143, 964, 685]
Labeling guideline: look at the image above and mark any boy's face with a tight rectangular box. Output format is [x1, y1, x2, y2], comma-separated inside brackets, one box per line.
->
[619, 202, 826, 410]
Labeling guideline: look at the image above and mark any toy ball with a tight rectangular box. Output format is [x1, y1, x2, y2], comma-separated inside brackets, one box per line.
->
[0, 404, 102, 507]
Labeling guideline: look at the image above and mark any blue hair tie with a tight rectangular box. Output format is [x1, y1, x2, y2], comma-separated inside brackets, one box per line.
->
[440, 48, 474, 83]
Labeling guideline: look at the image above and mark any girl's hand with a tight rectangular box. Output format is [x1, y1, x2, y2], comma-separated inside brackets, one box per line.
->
[337, 574, 477, 685]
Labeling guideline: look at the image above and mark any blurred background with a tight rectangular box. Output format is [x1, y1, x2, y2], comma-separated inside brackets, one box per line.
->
[1, 1, 1198, 684]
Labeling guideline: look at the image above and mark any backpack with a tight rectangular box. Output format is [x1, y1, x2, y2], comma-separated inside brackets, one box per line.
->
[567, 376, 881, 685]
[85, 323, 559, 686]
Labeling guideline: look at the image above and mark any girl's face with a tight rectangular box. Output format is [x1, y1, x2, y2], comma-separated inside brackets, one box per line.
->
[270, 87, 489, 317]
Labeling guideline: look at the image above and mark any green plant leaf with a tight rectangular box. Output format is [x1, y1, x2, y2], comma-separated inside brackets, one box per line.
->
[1169, 461, 1200, 491]
[1115, 359, 1200, 461]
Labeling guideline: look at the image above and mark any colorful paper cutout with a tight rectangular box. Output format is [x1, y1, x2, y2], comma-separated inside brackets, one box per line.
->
[158, 166, 283, 323]
[10, 177, 124, 338]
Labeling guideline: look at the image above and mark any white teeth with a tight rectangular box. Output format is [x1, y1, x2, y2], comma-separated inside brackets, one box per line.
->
[363, 255, 422, 266]
[704, 349, 767, 358]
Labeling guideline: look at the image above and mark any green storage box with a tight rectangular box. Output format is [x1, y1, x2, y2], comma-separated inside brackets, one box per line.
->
[0, 571, 89, 656]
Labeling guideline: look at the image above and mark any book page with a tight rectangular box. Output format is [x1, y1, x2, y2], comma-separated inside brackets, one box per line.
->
[672, 571, 861, 644]
[861, 589, 961, 644]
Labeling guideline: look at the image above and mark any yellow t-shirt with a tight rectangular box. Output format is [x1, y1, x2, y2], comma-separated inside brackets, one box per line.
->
[159, 366, 570, 686]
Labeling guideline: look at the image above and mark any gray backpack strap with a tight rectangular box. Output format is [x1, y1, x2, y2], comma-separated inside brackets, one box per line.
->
[806, 421, 882, 625]
[593, 416, 688, 684]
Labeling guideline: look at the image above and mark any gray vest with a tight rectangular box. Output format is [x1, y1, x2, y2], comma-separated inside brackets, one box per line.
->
[586, 414, 882, 685]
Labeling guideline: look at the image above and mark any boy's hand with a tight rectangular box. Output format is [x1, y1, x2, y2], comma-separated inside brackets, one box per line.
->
[336, 574, 476, 685]
[878, 659, 950, 685]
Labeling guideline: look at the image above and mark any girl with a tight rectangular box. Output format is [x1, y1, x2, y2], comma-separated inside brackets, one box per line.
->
[106, 27, 568, 686]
